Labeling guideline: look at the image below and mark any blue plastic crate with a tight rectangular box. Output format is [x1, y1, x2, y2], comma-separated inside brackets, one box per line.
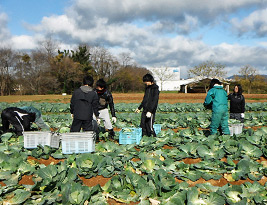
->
[153, 124, 161, 134]
[119, 128, 142, 145]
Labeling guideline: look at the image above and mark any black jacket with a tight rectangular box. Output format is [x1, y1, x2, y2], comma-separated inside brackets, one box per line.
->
[1, 107, 36, 133]
[70, 86, 99, 120]
[138, 83, 159, 113]
[95, 89, 116, 117]
[228, 93, 245, 113]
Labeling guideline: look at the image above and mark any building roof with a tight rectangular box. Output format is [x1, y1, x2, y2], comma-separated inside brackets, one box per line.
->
[181, 76, 231, 86]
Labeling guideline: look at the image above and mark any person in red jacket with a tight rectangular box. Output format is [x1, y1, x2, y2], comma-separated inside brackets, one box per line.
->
[135, 73, 159, 137]
[70, 76, 100, 132]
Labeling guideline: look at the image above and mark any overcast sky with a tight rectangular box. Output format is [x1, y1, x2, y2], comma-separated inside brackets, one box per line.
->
[0, 0, 267, 78]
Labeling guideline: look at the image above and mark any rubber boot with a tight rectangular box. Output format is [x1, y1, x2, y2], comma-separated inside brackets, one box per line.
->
[108, 129, 115, 139]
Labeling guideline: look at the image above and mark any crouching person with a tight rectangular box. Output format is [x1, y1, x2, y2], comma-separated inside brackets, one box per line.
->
[19, 106, 50, 131]
[135, 73, 159, 137]
[1, 107, 36, 136]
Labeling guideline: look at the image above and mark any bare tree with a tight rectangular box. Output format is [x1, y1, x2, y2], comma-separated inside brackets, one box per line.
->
[152, 67, 175, 91]
[118, 52, 133, 67]
[0, 48, 17, 95]
[89, 46, 118, 79]
[38, 36, 59, 59]
[238, 65, 257, 94]
[189, 60, 226, 78]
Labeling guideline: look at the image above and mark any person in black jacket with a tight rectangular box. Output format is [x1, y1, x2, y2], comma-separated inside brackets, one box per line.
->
[70, 76, 100, 132]
[228, 84, 245, 123]
[135, 73, 159, 137]
[94, 79, 116, 138]
[1, 107, 36, 135]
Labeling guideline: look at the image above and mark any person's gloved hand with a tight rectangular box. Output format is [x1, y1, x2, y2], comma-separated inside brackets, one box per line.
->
[146, 112, 152, 118]
[71, 114, 73, 118]
[96, 118, 101, 125]
[112, 117, 117, 123]
[241, 113, 245, 118]
[135, 108, 140, 113]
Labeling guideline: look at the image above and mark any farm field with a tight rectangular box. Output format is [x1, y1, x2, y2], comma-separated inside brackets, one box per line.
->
[0, 93, 266, 103]
[0, 96, 266, 204]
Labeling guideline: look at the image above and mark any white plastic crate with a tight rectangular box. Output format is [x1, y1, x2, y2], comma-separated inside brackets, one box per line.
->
[229, 124, 243, 136]
[23, 131, 60, 149]
[61, 131, 96, 154]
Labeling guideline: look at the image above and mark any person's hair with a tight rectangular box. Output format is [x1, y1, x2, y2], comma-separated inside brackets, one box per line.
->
[83, 76, 94, 86]
[96, 79, 107, 89]
[233, 84, 243, 94]
[209, 78, 221, 90]
[143, 73, 154, 83]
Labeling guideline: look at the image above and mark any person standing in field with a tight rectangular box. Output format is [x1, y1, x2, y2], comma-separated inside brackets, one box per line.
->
[203, 79, 230, 135]
[94, 79, 117, 139]
[135, 73, 159, 137]
[70, 75, 100, 132]
[228, 84, 245, 123]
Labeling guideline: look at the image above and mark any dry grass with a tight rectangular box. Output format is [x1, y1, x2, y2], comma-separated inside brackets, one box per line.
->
[0, 93, 266, 103]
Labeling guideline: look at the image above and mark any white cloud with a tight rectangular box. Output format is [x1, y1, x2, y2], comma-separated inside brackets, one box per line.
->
[257, 41, 267, 47]
[231, 8, 267, 37]
[0, 12, 11, 44]
[63, 0, 267, 35]
[2, 1, 267, 78]
[11, 35, 37, 50]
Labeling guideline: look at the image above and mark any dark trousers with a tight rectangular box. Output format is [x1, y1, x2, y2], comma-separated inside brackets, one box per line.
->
[1, 110, 31, 135]
[140, 111, 156, 137]
[230, 113, 244, 123]
[70, 118, 94, 132]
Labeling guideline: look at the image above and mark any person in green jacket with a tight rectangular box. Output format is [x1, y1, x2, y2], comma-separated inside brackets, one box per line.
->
[203, 79, 230, 135]
[19, 106, 50, 131]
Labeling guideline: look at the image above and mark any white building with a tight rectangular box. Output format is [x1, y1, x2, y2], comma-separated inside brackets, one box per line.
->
[150, 67, 190, 91]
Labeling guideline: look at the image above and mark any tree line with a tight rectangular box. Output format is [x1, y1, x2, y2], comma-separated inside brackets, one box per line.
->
[0, 39, 266, 96]
[0, 39, 149, 96]
[188, 60, 267, 94]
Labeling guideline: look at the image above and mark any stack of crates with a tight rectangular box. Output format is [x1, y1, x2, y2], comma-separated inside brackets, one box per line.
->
[61, 131, 96, 154]
[119, 128, 142, 145]
[23, 131, 60, 149]
[229, 124, 243, 136]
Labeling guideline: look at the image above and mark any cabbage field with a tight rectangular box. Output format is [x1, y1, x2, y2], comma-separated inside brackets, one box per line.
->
[0, 101, 267, 204]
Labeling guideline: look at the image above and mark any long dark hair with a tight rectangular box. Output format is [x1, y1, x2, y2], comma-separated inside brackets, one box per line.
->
[233, 84, 243, 94]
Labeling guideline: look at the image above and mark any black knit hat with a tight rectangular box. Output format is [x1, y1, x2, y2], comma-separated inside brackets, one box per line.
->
[209, 78, 221, 90]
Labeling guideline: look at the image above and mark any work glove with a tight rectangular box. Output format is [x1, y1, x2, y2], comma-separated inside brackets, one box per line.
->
[71, 114, 73, 118]
[241, 113, 245, 118]
[112, 117, 117, 123]
[146, 112, 152, 118]
[96, 118, 101, 125]
[135, 108, 141, 113]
